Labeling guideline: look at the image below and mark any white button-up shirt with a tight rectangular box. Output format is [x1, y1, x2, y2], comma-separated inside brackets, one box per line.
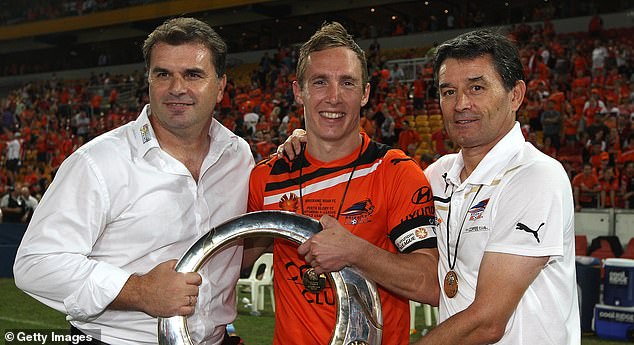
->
[14, 105, 254, 345]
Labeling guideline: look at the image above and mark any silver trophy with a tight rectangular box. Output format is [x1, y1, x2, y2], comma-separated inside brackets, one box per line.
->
[158, 211, 382, 345]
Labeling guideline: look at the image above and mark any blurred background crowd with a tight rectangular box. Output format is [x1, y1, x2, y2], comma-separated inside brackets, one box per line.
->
[1, 0, 634, 223]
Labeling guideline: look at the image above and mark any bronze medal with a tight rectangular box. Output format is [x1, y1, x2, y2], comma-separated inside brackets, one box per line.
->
[302, 268, 326, 293]
[444, 270, 458, 298]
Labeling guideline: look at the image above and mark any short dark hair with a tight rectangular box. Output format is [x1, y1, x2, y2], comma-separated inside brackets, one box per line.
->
[433, 29, 524, 92]
[296, 21, 368, 89]
[142, 17, 227, 77]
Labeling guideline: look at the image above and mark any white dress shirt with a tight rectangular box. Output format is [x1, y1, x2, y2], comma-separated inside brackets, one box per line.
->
[14, 105, 254, 345]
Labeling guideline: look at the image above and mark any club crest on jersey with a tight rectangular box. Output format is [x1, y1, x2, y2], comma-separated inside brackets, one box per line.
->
[278, 193, 300, 212]
[468, 198, 490, 221]
[140, 124, 152, 144]
[340, 198, 375, 225]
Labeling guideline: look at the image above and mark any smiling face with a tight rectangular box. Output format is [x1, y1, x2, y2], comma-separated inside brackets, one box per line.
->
[148, 42, 226, 137]
[293, 47, 370, 156]
[438, 55, 525, 155]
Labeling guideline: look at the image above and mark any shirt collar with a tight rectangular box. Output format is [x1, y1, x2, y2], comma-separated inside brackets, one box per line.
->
[133, 104, 241, 161]
[446, 122, 524, 187]
[133, 105, 160, 158]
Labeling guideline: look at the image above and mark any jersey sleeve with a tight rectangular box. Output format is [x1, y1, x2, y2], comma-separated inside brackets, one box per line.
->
[384, 150, 437, 253]
[486, 160, 573, 259]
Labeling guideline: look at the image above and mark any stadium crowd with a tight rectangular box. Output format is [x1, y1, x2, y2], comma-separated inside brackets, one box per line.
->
[1, 13, 634, 223]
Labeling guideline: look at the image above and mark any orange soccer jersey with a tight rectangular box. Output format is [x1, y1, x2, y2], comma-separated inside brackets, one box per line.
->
[248, 132, 436, 345]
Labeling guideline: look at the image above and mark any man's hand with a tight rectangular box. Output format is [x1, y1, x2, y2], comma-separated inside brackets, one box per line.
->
[113, 259, 202, 317]
[298, 215, 361, 274]
[275, 129, 307, 160]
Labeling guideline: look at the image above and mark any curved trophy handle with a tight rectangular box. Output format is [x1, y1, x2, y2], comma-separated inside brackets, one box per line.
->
[158, 211, 382, 345]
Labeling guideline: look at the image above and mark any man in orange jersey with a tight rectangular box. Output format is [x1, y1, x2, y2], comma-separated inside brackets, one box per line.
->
[246, 22, 438, 345]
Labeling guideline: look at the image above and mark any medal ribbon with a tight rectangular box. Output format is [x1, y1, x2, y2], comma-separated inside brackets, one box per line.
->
[446, 184, 483, 271]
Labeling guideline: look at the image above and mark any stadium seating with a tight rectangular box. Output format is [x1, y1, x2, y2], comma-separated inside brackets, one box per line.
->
[575, 234, 588, 256]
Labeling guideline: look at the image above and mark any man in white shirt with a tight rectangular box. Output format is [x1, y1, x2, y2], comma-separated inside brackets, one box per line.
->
[591, 40, 608, 75]
[19, 185, 38, 223]
[5, 131, 22, 172]
[14, 17, 254, 345]
[415, 29, 580, 345]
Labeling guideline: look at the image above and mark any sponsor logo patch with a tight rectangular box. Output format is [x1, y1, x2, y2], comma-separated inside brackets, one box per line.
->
[395, 226, 431, 251]
[140, 124, 152, 143]
[278, 193, 300, 212]
[468, 198, 490, 221]
[411, 186, 433, 205]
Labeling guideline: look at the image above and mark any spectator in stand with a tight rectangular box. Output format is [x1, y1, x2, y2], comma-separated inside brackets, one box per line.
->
[573, 163, 602, 210]
[412, 74, 426, 110]
[547, 83, 566, 112]
[284, 109, 302, 135]
[390, 63, 405, 82]
[0, 184, 26, 223]
[243, 112, 259, 138]
[406, 143, 421, 166]
[588, 13, 604, 38]
[379, 103, 396, 146]
[621, 161, 634, 208]
[571, 51, 589, 79]
[524, 89, 543, 131]
[430, 126, 451, 156]
[19, 184, 38, 223]
[1, 105, 16, 132]
[108, 87, 119, 108]
[533, 55, 551, 82]
[583, 93, 607, 125]
[571, 69, 591, 94]
[541, 99, 562, 150]
[72, 110, 91, 141]
[540, 136, 558, 158]
[570, 85, 588, 118]
[255, 132, 276, 161]
[591, 39, 608, 76]
[397, 120, 420, 152]
[5, 131, 22, 172]
[359, 107, 377, 139]
[587, 112, 610, 147]
[600, 166, 620, 208]
[562, 101, 581, 145]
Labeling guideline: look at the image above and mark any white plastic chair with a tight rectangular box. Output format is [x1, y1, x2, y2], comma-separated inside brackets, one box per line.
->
[410, 301, 439, 333]
[236, 253, 274, 314]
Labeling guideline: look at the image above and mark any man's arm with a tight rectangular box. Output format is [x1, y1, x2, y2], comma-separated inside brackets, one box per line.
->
[413, 252, 548, 345]
[109, 260, 202, 317]
[13, 152, 201, 321]
[242, 237, 273, 271]
[298, 215, 439, 305]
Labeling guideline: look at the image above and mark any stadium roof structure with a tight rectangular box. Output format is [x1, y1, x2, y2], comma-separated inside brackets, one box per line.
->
[0, 0, 507, 55]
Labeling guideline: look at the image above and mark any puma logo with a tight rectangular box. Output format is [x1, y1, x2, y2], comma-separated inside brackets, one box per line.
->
[516, 222, 544, 243]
